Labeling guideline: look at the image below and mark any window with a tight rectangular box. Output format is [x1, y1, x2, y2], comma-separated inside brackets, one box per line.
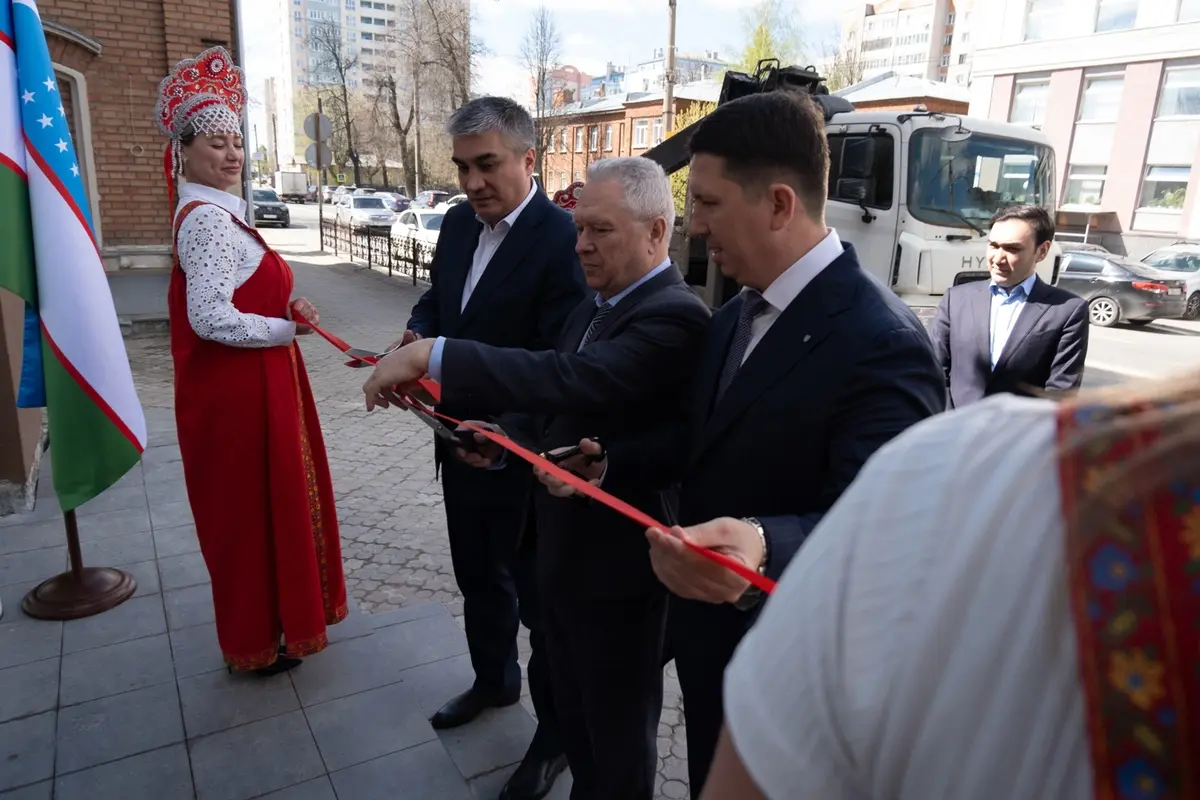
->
[294, 10, 302, 20]
[1025, 0, 1066, 41]
[1078, 74, 1123, 122]
[1063, 165, 1107, 206]
[559, 172, 567, 189]
[295, 27, 303, 37]
[944, 33, 952, 45]
[361, 32, 373, 39]
[588, 126, 598, 151]
[958, 54, 968, 65]
[1139, 166, 1190, 209]
[604, 124, 613, 151]
[1063, 254, 1105, 275]
[1095, 0, 1138, 31]
[560, 128, 568, 152]
[1182, 0, 1200, 21]
[1158, 65, 1200, 117]
[653, 118, 664, 145]
[826, 132, 896, 210]
[345, 0, 355, 6]
[1010, 79, 1049, 125]
[947, 11, 955, 23]
[361, 15, 370, 23]
[574, 171, 583, 182]
[940, 56, 949, 68]
[634, 119, 649, 147]
[347, 30, 356, 40]
[575, 127, 583, 152]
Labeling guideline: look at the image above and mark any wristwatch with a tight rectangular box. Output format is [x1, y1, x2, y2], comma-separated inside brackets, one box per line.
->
[733, 516, 768, 611]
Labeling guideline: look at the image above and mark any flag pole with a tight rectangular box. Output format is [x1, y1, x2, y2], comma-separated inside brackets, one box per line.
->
[21, 508, 136, 620]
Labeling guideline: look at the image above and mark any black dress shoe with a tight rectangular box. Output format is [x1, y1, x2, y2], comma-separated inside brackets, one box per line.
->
[430, 687, 521, 729]
[498, 753, 568, 800]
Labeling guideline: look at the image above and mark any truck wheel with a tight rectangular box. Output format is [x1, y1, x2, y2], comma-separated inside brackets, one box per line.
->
[1088, 296, 1120, 327]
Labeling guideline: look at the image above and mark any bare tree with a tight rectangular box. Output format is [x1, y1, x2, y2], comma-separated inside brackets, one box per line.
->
[421, 0, 484, 110]
[308, 22, 364, 186]
[822, 33, 866, 91]
[520, 5, 562, 180]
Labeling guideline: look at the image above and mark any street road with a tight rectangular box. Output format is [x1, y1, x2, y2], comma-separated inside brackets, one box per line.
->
[276, 200, 1200, 389]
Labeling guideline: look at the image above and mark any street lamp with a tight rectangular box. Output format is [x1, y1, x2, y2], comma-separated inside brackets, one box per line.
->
[663, 0, 677, 134]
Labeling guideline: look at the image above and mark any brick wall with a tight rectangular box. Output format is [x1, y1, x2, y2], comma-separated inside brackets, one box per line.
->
[38, 0, 236, 251]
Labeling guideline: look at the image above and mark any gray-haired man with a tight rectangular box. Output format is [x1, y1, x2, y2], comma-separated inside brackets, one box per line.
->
[367, 157, 712, 799]
[393, 96, 586, 800]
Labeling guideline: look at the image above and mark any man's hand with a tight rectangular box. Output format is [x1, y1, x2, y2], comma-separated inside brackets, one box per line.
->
[288, 297, 318, 334]
[646, 517, 764, 604]
[363, 338, 436, 411]
[453, 421, 505, 467]
[385, 329, 423, 352]
[534, 438, 605, 497]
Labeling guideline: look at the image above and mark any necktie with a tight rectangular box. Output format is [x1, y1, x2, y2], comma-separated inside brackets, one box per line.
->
[714, 290, 769, 403]
[577, 303, 614, 351]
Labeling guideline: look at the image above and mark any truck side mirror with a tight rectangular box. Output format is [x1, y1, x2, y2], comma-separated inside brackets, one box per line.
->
[839, 137, 875, 180]
[834, 178, 878, 224]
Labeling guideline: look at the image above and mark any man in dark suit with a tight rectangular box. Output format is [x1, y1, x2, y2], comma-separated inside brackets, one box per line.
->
[365, 157, 711, 800]
[538, 91, 946, 797]
[392, 96, 586, 799]
[932, 205, 1089, 407]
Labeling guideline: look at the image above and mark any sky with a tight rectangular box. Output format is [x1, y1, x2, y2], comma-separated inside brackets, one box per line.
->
[240, 0, 852, 156]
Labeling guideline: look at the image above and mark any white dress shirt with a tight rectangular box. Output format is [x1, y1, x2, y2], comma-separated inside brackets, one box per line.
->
[723, 394, 1091, 799]
[989, 272, 1038, 367]
[174, 183, 295, 347]
[461, 180, 538, 310]
[741, 228, 844, 364]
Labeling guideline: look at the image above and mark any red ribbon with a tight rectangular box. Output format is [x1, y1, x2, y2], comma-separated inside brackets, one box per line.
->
[292, 311, 777, 594]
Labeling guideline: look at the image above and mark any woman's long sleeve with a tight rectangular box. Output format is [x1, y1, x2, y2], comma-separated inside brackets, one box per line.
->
[176, 205, 296, 348]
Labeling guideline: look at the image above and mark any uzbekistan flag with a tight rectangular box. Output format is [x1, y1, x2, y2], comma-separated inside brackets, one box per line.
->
[0, 0, 146, 511]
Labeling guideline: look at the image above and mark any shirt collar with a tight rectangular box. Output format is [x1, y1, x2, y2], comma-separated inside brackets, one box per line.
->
[477, 179, 538, 233]
[990, 273, 1038, 299]
[177, 182, 246, 218]
[757, 228, 844, 313]
[597, 258, 672, 308]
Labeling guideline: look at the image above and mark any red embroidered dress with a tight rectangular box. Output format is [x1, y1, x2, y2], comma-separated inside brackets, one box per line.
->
[170, 199, 347, 671]
[1060, 400, 1200, 799]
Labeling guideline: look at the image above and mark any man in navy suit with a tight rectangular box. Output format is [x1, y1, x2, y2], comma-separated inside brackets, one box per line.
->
[931, 205, 1088, 408]
[366, 157, 711, 800]
[539, 90, 946, 797]
[393, 96, 586, 800]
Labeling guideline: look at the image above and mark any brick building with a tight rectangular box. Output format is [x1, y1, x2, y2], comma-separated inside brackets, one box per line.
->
[833, 71, 970, 114]
[540, 82, 720, 193]
[0, 1, 238, 512]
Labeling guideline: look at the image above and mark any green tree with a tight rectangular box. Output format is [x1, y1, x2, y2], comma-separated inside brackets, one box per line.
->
[737, 0, 801, 74]
[669, 100, 717, 216]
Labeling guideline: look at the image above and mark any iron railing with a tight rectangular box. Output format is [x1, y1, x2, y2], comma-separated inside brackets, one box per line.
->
[320, 219, 434, 284]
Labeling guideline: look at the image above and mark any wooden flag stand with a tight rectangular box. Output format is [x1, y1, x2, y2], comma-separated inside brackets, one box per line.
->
[21, 509, 136, 620]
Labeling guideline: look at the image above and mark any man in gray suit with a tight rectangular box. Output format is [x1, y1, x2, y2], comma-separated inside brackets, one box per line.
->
[932, 205, 1088, 408]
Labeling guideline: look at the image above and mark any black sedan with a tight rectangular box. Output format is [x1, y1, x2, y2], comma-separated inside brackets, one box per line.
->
[252, 188, 290, 228]
[1056, 252, 1187, 327]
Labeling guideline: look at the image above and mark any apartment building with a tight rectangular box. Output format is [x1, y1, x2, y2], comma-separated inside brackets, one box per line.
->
[540, 83, 720, 192]
[842, 0, 959, 83]
[967, 0, 1200, 255]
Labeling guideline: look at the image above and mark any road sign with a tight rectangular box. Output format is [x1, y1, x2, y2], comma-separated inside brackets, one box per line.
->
[336, 173, 346, 182]
[252, 147, 267, 162]
[304, 112, 333, 142]
[305, 142, 333, 170]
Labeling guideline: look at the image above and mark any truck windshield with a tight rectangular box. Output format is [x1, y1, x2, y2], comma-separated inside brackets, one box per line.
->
[907, 129, 1055, 232]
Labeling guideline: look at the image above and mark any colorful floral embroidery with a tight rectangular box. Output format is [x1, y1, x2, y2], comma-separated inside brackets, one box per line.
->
[1059, 401, 1200, 799]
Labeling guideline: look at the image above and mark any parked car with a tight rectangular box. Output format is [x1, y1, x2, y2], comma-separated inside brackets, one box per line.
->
[377, 192, 410, 212]
[391, 209, 444, 263]
[252, 188, 290, 228]
[336, 194, 396, 231]
[1058, 242, 1111, 255]
[433, 193, 467, 212]
[1139, 243, 1200, 319]
[410, 190, 452, 209]
[1056, 252, 1188, 327]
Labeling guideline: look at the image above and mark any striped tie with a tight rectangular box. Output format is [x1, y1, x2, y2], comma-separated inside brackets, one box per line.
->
[577, 303, 614, 351]
[714, 290, 769, 403]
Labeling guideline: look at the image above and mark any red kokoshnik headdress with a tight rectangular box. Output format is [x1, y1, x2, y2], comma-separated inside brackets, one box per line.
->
[154, 46, 246, 199]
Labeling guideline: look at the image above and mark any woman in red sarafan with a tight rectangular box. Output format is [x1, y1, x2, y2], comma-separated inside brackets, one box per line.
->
[155, 46, 347, 675]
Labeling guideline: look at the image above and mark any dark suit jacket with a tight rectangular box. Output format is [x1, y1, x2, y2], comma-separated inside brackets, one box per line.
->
[406, 191, 587, 498]
[932, 276, 1088, 408]
[437, 266, 712, 598]
[605, 243, 946, 584]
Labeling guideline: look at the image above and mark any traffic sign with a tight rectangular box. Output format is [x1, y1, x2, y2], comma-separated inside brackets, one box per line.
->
[305, 142, 333, 169]
[336, 173, 346, 182]
[304, 112, 333, 142]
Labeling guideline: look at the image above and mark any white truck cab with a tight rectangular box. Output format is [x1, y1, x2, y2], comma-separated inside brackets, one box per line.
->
[824, 110, 1061, 318]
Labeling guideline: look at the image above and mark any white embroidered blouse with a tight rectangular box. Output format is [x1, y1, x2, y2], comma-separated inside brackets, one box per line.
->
[174, 183, 296, 347]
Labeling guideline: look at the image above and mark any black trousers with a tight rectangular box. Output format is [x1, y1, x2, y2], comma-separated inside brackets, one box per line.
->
[669, 597, 753, 799]
[441, 460, 561, 755]
[542, 586, 667, 800]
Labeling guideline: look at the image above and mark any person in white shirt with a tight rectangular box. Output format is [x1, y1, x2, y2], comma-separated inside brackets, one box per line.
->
[699, 378, 1200, 799]
[158, 46, 347, 678]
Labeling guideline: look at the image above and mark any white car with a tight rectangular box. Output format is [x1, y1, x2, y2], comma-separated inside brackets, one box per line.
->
[432, 194, 467, 212]
[391, 209, 445, 263]
[336, 195, 395, 231]
[1140, 244, 1200, 319]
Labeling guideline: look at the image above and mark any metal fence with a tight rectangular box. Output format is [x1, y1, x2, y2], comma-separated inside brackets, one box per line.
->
[319, 219, 434, 284]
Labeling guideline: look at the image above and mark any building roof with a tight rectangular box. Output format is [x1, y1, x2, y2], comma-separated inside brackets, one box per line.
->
[833, 71, 970, 104]
[551, 80, 722, 119]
